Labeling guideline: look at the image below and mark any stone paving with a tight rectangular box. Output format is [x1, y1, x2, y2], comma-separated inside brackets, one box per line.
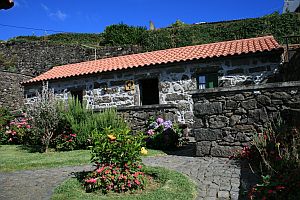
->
[0, 155, 242, 200]
[143, 156, 241, 200]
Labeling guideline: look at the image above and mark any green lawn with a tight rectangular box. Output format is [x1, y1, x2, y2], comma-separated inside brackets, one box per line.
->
[0, 145, 165, 172]
[52, 166, 197, 200]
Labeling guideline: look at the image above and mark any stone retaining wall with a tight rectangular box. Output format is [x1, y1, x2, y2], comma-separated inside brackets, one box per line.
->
[0, 71, 33, 109]
[116, 104, 178, 132]
[191, 81, 300, 157]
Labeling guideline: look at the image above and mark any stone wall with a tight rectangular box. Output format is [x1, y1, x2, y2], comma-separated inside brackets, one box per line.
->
[116, 104, 178, 132]
[0, 41, 143, 76]
[192, 81, 300, 157]
[0, 71, 33, 109]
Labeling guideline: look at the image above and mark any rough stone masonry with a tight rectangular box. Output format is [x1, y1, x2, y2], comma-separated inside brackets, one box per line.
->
[192, 81, 300, 157]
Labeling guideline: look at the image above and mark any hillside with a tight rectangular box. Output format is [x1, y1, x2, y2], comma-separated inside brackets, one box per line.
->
[9, 12, 300, 51]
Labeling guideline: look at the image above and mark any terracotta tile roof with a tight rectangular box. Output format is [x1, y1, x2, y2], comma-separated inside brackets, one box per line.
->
[23, 36, 283, 84]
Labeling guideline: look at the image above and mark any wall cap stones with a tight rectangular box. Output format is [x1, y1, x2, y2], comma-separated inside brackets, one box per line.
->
[190, 81, 300, 96]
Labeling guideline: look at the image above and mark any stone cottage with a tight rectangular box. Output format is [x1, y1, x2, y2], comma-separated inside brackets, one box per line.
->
[22, 35, 283, 134]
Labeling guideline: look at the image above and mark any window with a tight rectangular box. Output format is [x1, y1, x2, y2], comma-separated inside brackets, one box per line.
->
[70, 89, 83, 104]
[197, 73, 218, 89]
[139, 78, 159, 105]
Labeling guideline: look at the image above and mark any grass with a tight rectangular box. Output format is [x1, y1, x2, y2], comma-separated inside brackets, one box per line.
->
[52, 166, 197, 200]
[0, 145, 165, 172]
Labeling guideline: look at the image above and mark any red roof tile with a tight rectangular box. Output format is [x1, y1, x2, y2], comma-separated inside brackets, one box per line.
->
[23, 36, 282, 84]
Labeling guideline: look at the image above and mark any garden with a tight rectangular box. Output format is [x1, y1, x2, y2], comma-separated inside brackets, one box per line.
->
[0, 85, 196, 199]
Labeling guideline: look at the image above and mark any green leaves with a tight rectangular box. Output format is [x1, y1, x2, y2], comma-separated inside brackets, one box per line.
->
[90, 127, 145, 165]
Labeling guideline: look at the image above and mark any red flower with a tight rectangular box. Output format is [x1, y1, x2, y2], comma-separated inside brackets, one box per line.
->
[275, 185, 285, 190]
[134, 179, 141, 185]
[268, 189, 273, 194]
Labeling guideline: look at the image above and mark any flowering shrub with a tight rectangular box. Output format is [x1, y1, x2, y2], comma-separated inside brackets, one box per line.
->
[84, 162, 146, 193]
[5, 113, 32, 144]
[145, 116, 182, 150]
[0, 111, 33, 145]
[233, 121, 300, 200]
[84, 127, 147, 193]
[55, 128, 77, 151]
[0, 107, 13, 144]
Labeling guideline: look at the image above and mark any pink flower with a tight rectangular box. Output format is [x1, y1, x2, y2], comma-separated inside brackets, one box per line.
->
[85, 178, 97, 184]
[67, 139, 72, 142]
[96, 167, 105, 174]
[26, 125, 31, 129]
[156, 117, 164, 125]
[147, 129, 155, 136]
[134, 179, 141, 185]
[138, 165, 142, 169]
[8, 138, 13, 142]
[11, 131, 16, 135]
[70, 133, 77, 137]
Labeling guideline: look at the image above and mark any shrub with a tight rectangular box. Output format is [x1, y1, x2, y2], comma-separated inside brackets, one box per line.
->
[55, 128, 77, 151]
[84, 127, 147, 193]
[100, 23, 147, 46]
[0, 107, 14, 144]
[58, 98, 129, 149]
[5, 112, 32, 145]
[58, 98, 92, 149]
[27, 83, 61, 152]
[233, 120, 300, 200]
[145, 116, 182, 150]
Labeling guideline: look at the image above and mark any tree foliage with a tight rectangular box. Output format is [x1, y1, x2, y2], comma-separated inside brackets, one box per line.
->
[100, 23, 147, 46]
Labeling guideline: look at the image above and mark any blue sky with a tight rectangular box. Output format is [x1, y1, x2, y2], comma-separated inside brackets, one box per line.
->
[0, 0, 283, 40]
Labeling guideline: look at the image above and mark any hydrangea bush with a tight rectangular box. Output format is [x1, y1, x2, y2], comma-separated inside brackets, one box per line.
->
[145, 116, 182, 150]
[84, 127, 148, 193]
[0, 111, 33, 145]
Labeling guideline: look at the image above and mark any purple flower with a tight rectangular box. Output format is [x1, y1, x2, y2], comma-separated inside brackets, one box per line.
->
[147, 129, 155, 136]
[162, 120, 172, 131]
[156, 117, 164, 125]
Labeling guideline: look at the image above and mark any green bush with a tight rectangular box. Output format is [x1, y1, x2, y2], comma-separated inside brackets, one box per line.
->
[100, 23, 147, 46]
[58, 98, 129, 149]
[84, 127, 147, 193]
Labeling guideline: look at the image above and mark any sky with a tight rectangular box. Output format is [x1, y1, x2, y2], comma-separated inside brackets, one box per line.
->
[0, 0, 284, 41]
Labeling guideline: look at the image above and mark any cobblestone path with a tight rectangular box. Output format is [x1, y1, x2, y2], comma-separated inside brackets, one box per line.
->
[0, 156, 241, 200]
